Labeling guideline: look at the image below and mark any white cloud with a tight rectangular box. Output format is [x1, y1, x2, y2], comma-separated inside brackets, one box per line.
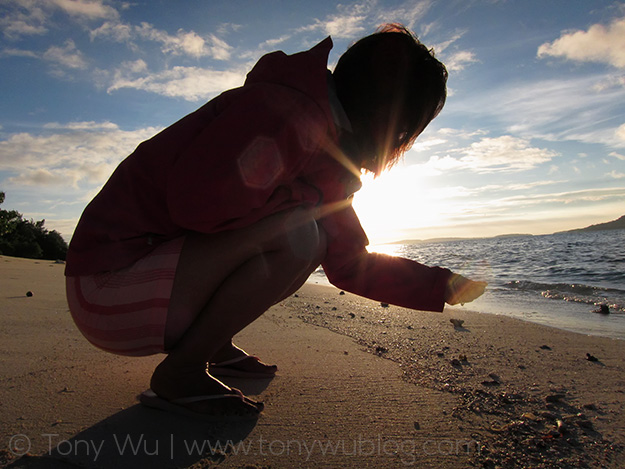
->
[324, 15, 367, 39]
[297, 1, 371, 39]
[261, 35, 292, 49]
[451, 74, 625, 148]
[427, 29, 476, 73]
[0, 0, 48, 39]
[431, 30, 466, 55]
[216, 23, 243, 36]
[606, 170, 625, 179]
[425, 135, 558, 174]
[134, 22, 232, 60]
[537, 15, 625, 68]
[443, 50, 478, 72]
[609, 151, 625, 161]
[43, 121, 120, 130]
[294, 0, 432, 44]
[1, 0, 118, 39]
[592, 74, 625, 92]
[617, 123, 625, 142]
[512, 187, 625, 205]
[50, 0, 119, 20]
[107, 65, 245, 101]
[89, 20, 133, 42]
[411, 137, 447, 152]
[43, 39, 87, 70]
[0, 122, 161, 188]
[9, 168, 76, 187]
[91, 21, 232, 60]
[463, 136, 558, 172]
[0, 48, 39, 59]
[375, 0, 432, 31]
[474, 180, 561, 193]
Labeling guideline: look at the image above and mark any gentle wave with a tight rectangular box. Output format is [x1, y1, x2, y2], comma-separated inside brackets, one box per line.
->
[503, 280, 625, 313]
[505, 280, 625, 297]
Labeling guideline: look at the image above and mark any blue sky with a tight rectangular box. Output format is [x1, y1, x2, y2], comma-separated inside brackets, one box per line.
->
[1, 0, 624, 244]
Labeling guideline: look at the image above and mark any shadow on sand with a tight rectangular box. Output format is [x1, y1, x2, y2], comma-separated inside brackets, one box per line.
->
[9, 379, 272, 469]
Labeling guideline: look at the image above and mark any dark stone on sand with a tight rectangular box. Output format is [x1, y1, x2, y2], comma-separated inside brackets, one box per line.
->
[375, 346, 388, 355]
[26, 291, 33, 297]
[339, 291, 345, 295]
[540, 345, 552, 350]
[450, 318, 464, 328]
[545, 394, 566, 403]
[481, 379, 500, 386]
[541, 411, 557, 420]
[380, 302, 389, 308]
[592, 304, 610, 314]
[586, 353, 599, 362]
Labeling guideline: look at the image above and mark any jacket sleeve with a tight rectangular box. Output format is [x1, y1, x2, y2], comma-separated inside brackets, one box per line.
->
[320, 204, 452, 312]
[166, 85, 328, 233]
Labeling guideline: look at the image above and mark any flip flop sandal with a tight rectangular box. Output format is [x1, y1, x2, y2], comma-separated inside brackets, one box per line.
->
[139, 389, 261, 421]
[209, 355, 277, 379]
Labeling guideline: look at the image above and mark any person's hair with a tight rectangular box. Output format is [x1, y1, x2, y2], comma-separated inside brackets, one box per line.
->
[333, 23, 448, 172]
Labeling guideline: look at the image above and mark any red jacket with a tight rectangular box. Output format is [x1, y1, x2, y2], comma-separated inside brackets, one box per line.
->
[66, 37, 452, 312]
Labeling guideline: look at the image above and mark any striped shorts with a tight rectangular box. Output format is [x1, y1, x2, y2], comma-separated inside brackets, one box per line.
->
[65, 237, 185, 356]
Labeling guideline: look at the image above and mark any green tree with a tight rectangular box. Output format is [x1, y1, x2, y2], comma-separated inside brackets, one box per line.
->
[0, 191, 68, 260]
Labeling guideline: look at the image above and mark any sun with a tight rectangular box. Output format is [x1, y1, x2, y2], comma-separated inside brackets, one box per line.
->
[351, 166, 445, 245]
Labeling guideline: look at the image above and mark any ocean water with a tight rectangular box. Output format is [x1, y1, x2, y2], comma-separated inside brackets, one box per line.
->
[312, 229, 625, 340]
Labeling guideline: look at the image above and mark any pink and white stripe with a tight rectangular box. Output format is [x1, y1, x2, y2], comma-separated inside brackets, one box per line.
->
[66, 237, 185, 356]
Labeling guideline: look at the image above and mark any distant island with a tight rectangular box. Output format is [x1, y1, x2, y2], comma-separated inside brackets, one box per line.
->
[557, 215, 625, 234]
[390, 215, 625, 245]
[390, 234, 534, 245]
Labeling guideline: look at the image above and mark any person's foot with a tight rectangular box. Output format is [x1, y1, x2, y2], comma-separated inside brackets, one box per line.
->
[149, 359, 262, 417]
[209, 342, 277, 377]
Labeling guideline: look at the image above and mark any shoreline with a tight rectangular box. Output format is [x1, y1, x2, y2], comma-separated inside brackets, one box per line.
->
[1, 256, 624, 468]
[308, 271, 625, 341]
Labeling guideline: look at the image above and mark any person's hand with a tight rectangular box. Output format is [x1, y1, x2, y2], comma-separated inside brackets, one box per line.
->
[445, 273, 487, 305]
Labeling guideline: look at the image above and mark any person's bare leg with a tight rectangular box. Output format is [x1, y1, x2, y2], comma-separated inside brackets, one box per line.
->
[150, 208, 326, 414]
[208, 261, 318, 374]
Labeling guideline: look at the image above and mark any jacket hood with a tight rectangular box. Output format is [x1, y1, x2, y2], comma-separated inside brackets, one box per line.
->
[245, 37, 335, 134]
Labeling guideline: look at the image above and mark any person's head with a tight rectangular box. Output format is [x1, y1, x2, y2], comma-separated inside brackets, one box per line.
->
[333, 24, 447, 175]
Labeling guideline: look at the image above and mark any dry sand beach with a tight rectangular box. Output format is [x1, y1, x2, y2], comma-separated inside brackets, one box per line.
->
[1, 255, 624, 468]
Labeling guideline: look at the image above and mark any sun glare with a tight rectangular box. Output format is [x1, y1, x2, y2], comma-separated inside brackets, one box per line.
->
[351, 166, 445, 244]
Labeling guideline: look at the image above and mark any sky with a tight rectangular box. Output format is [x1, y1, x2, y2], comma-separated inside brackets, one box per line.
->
[1, 0, 624, 245]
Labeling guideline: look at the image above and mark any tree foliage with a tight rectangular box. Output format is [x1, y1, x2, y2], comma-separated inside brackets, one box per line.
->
[0, 191, 68, 260]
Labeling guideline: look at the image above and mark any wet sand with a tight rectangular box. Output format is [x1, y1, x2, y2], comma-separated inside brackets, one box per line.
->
[1, 256, 624, 468]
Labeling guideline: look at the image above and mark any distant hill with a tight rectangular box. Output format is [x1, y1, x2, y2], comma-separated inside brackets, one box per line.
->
[389, 216, 624, 245]
[559, 215, 625, 234]
[390, 237, 462, 245]
[390, 233, 533, 245]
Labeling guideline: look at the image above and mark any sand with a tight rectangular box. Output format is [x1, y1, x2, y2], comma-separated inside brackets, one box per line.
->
[1, 255, 624, 468]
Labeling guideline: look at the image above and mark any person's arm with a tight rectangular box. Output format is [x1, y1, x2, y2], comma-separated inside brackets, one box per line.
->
[320, 204, 485, 312]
